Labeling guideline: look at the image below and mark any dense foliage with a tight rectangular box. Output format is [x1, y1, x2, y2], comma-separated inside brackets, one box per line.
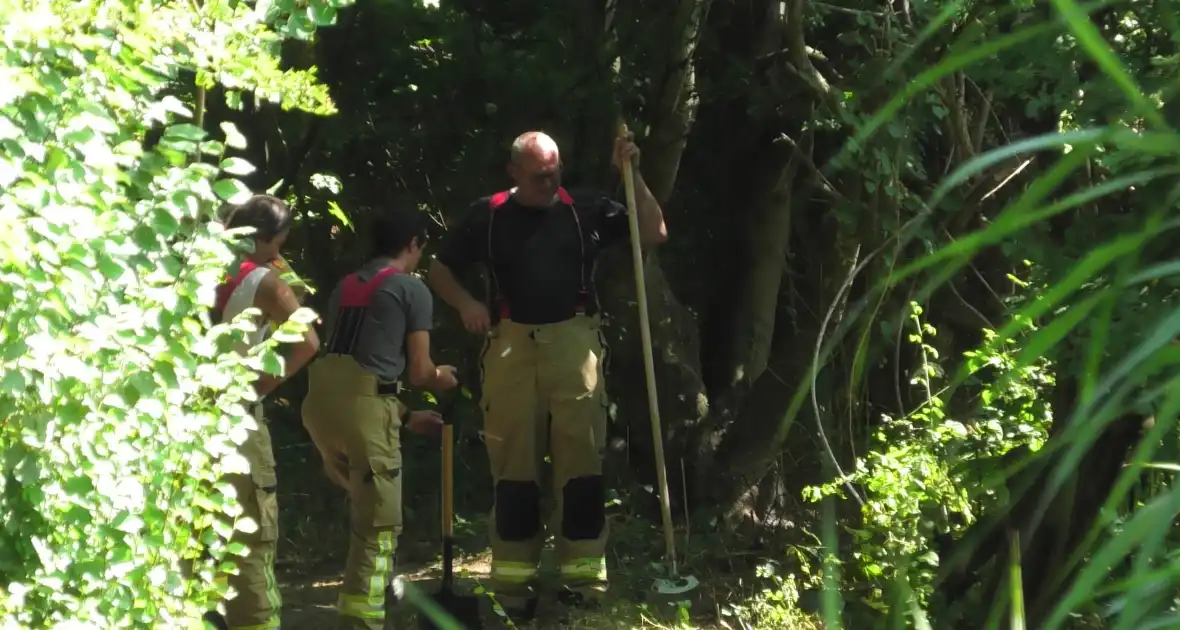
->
[0, 0, 337, 625]
[4, 0, 1180, 628]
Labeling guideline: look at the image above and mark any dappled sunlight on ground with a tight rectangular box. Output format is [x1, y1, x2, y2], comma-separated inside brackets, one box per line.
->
[277, 547, 742, 629]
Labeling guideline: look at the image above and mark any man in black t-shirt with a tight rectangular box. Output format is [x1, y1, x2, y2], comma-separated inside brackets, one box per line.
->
[428, 130, 667, 621]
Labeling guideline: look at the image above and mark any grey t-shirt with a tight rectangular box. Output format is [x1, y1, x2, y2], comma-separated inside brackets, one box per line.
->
[321, 259, 434, 383]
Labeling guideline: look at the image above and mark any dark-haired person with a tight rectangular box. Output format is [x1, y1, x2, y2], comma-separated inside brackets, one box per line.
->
[301, 207, 459, 630]
[209, 194, 321, 630]
[428, 130, 666, 621]
[217, 201, 310, 303]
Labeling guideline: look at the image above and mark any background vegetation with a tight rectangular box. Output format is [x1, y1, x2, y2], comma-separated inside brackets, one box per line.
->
[3, 0, 1179, 628]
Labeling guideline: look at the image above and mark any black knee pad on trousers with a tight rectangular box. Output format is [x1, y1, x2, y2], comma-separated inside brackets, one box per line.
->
[495, 480, 541, 541]
[561, 475, 605, 540]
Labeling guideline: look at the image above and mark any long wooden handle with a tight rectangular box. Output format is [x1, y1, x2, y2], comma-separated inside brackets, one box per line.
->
[440, 421, 455, 588]
[441, 423, 454, 538]
[618, 121, 678, 576]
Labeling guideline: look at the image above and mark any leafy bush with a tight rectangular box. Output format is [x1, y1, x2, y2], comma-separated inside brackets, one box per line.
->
[0, 0, 346, 626]
[804, 302, 1053, 607]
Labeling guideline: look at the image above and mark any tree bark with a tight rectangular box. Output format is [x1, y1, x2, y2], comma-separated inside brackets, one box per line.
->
[593, 0, 714, 514]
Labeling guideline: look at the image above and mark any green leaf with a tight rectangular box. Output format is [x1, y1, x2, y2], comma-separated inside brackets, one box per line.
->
[220, 157, 255, 176]
[164, 124, 208, 142]
[220, 121, 248, 149]
[261, 352, 284, 376]
[213, 179, 252, 204]
[270, 329, 305, 343]
[327, 200, 353, 230]
[287, 307, 318, 325]
[308, 3, 338, 26]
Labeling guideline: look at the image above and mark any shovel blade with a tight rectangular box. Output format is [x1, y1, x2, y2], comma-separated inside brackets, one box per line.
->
[417, 588, 483, 630]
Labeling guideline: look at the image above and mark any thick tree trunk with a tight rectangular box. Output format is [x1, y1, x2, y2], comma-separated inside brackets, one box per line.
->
[705, 135, 799, 396]
[638, 0, 712, 202]
[594, 0, 713, 513]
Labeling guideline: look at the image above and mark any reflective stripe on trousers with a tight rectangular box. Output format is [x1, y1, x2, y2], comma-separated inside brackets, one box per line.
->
[302, 356, 405, 630]
[336, 530, 396, 621]
[560, 557, 608, 582]
[479, 314, 611, 602]
[491, 560, 540, 584]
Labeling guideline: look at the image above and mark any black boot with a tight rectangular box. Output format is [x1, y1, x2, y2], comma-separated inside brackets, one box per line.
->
[556, 587, 600, 610]
[499, 597, 538, 624]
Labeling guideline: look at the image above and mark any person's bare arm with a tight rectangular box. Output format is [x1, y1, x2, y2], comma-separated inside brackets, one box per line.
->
[428, 259, 478, 311]
[406, 330, 455, 392]
[632, 171, 668, 245]
[255, 272, 320, 397]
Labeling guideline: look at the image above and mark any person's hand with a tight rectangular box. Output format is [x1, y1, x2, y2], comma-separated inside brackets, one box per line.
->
[459, 300, 491, 335]
[405, 410, 443, 437]
[434, 365, 459, 391]
[612, 132, 640, 171]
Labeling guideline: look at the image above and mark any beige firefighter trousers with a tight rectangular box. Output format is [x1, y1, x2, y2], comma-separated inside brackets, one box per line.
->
[480, 314, 611, 608]
[215, 406, 282, 630]
[301, 355, 405, 630]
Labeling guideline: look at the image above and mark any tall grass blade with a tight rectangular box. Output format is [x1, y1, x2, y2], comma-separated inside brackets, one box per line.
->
[1009, 529, 1026, 630]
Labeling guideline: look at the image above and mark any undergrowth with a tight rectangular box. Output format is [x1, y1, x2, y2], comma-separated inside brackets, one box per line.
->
[804, 301, 1054, 610]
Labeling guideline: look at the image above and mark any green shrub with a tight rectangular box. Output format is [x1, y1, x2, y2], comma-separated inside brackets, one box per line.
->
[0, 0, 346, 626]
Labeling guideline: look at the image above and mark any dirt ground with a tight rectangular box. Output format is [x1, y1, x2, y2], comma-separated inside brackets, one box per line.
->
[269, 428, 736, 629]
[276, 546, 711, 630]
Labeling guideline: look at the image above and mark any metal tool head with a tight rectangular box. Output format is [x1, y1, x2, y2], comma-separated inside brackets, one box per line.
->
[652, 574, 700, 596]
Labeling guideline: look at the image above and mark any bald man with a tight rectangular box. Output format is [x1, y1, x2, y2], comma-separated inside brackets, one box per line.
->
[429, 131, 666, 620]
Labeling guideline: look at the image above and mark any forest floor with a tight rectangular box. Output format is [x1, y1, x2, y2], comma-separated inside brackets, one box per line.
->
[276, 545, 724, 629]
[270, 505, 817, 629]
[266, 409, 822, 629]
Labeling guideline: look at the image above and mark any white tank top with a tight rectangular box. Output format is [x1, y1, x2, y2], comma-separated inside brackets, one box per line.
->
[219, 263, 274, 352]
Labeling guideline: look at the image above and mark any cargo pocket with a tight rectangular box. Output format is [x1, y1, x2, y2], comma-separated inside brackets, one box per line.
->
[367, 455, 403, 530]
[251, 466, 279, 543]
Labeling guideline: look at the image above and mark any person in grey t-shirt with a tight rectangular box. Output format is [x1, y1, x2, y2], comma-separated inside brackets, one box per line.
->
[301, 207, 458, 630]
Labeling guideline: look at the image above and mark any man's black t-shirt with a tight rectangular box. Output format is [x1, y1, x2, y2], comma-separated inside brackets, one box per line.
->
[435, 188, 630, 325]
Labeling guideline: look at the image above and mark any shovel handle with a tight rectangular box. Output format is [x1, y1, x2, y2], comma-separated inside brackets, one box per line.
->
[440, 386, 457, 589]
[438, 379, 460, 541]
[617, 120, 678, 575]
[442, 423, 454, 538]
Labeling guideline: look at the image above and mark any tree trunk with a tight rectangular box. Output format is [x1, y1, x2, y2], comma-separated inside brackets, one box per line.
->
[594, 0, 713, 516]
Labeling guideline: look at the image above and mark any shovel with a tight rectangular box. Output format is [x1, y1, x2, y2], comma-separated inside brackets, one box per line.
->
[617, 121, 700, 603]
[418, 387, 482, 630]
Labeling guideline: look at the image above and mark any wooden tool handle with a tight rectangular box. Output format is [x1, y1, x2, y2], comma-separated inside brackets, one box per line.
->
[617, 120, 678, 575]
[441, 423, 454, 538]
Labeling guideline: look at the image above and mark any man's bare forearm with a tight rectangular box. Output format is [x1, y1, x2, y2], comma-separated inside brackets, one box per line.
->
[632, 171, 668, 244]
[428, 259, 479, 309]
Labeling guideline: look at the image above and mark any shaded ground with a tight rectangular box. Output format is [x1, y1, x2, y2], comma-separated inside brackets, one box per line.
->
[268, 407, 718, 628]
[266, 405, 819, 629]
[276, 545, 724, 629]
